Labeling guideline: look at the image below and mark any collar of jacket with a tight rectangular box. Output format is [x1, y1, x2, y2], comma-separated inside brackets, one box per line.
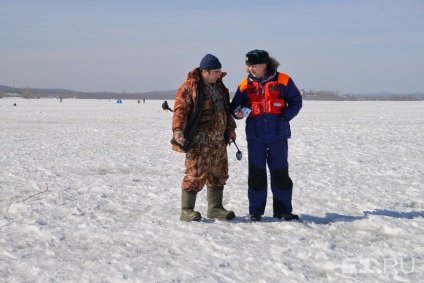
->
[248, 71, 277, 86]
[187, 68, 227, 83]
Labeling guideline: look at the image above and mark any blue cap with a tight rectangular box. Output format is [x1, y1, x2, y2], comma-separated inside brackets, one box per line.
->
[200, 54, 222, 70]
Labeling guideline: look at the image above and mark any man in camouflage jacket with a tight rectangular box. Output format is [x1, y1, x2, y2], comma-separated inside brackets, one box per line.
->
[171, 54, 237, 222]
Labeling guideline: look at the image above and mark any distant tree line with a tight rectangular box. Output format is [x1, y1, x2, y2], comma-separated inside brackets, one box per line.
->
[1, 87, 424, 101]
[0, 87, 174, 100]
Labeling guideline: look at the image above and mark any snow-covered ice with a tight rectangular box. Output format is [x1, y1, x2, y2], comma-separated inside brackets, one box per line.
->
[1, 99, 423, 282]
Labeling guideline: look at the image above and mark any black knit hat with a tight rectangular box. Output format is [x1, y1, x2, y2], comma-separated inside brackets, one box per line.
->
[200, 54, 222, 70]
[245, 49, 269, 65]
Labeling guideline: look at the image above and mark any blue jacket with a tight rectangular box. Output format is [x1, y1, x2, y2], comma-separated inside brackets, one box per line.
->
[230, 71, 302, 141]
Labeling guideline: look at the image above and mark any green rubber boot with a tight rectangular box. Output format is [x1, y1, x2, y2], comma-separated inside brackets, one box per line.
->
[207, 186, 235, 220]
[180, 190, 202, 222]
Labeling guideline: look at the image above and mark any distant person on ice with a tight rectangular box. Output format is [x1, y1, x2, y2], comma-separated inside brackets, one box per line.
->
[162, 100, 173, 112]
[171, 54, 237, 222]
[230, 49, 303, 222]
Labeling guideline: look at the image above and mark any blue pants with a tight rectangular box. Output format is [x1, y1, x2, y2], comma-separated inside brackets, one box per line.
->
[247, 139, 293, 215]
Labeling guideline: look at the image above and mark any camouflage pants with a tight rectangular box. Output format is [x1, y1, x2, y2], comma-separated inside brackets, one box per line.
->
[181, 140, 229, 192]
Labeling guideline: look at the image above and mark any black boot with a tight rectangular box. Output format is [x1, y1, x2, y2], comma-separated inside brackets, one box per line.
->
[273, 212, 299, 221]
[250, 214, 262, 222]
[207, 186, 235, 220]
[180, 190, 202, 222]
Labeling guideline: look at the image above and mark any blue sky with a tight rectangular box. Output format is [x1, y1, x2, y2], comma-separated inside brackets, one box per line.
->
[1, 0, 423, 94]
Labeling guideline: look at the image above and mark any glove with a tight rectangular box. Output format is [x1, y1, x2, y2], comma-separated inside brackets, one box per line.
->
[174, 129, 185, 145]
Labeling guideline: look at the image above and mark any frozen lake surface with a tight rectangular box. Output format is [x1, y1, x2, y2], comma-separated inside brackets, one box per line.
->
[1, 99, 423, 282]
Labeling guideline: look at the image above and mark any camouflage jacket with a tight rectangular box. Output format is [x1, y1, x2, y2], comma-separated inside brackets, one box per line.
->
[172, 68, 236, 152]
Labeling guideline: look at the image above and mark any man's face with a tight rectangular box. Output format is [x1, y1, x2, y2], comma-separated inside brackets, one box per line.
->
[202, 69, 222, 84]
[247, 63, 266, 79]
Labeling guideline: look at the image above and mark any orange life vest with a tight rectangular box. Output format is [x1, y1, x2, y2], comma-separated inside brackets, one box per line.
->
[240, 73, 290, 117]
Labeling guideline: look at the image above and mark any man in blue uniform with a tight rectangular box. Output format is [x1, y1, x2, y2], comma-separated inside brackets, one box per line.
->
[230, 49, 302, 221]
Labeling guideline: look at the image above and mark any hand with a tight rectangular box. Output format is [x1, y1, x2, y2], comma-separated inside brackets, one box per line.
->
[234, 110, 244, 119]
[174, 129, 185, 145]
[229, 130, 236, 144]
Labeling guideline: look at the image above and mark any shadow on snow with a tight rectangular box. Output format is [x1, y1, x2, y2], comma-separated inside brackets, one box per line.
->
[298, 209, 424, 225]
[193, 209, 424, 224]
